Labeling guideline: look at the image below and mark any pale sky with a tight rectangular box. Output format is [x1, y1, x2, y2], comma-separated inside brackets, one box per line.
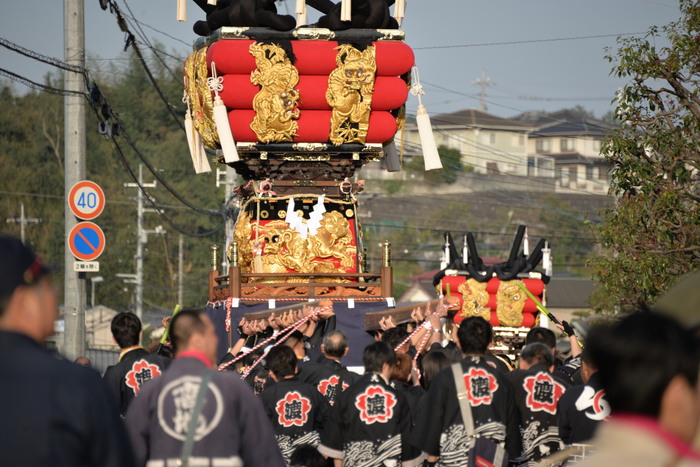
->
[0, 0, 682, 119]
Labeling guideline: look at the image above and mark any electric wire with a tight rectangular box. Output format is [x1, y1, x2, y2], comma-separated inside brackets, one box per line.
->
[413, 32, 646, 51]
[0, 67, 85, 96]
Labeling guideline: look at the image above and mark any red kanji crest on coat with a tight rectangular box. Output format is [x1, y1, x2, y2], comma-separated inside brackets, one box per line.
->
[276, 391, 312, 427]
[463, 367, 498, 406]
[355, 385, 396, 424]
[317, 375, 348, 405]
[523, 372, 565, 415]
[125, 359, 161, 395]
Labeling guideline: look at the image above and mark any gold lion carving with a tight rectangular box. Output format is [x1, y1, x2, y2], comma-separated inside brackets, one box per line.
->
[496, 280, 525, 327]
[184, 47, 219, 149]
[326, 44, 377, 145]
[249, 43, 300, 143]
[233, 210, 357, 282]
[457, 278, 491, 321]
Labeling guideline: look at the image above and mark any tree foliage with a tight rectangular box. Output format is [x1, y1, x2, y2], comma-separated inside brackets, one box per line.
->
[405, 144, 469, 184]
[591, 0, 700, 312]
[0, 47, 225, 318]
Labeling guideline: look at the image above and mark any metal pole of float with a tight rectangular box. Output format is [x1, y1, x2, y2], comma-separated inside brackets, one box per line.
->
[63, 0, 86, 361]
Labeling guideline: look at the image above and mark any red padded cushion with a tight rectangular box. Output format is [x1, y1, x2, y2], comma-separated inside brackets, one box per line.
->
[219, 75, 408, 111]
[227, 109, 397, 144]
[208, 40, 414, 76]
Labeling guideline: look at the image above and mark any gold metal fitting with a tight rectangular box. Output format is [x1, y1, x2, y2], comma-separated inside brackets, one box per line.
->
[230, 241, 239, 267]
[382, 240, 391, 267]
[211, 245, 219, 271]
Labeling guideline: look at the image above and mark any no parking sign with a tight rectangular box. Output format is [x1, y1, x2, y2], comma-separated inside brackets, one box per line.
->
[68, 222, 105, 261]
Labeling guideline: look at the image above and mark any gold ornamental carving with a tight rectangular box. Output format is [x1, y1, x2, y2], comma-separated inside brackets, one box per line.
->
[233, 210, 357, 282]
[458, 278, 491, 321]
[184, 47, 219, 149]
[496, 280, 525, 327]
[326, 45, 377, 145]
[249, 42, 301, 143]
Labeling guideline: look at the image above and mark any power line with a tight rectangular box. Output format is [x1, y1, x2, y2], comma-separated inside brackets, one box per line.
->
[0, 37, 86, 74]
[119, 0, 183, 82]
[1, 37, 228, 227]
[116, 5, 192, 48]
[101, 0, 186, 131]
[0, 67, 85, 96]
[413, 32, 646, 51]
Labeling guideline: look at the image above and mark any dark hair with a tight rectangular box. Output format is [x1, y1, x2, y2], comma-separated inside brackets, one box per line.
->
[580, 347, 596, 370]
[169, 308, 207, 354]
[588, 312, 699, 418]
[520, 342, 554, 368]
[322, 330, 348, 358]
[283, 330, 306, 351]
[457, 317, 492, 355]
[289, 444, 329, 467]
[363, 341, 396, 373]
[526, 327, 557, 349]
[381, 327, 409, 350]
[266, 345, 298, 378]
[390, 353, 413, 382]
[420, 349, 451, 390]
[111, 312, 142, 348]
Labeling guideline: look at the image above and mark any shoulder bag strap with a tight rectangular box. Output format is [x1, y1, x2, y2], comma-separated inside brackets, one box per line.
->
[179, 369, 215, 467]
[451, 362, 475, 436]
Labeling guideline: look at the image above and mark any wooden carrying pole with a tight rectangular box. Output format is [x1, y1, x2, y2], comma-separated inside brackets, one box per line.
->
[241, 299, 333, 322]
[364, 296, 460, 331]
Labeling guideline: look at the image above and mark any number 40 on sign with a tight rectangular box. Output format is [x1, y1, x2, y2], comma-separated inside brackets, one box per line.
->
[68, 181, 105, 220]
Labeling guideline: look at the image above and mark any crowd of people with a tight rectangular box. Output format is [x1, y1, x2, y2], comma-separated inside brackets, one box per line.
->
[1, 234, 699, 467]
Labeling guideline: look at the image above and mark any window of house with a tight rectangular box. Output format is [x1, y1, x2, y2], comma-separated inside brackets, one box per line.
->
[586, 166, 594, 180]
[535, 139, 551, 153]
[490, 133, 497, 144]
[560, 138, 575, 152]
[568, 166, 578, 187]
[486, 162, 499, 174]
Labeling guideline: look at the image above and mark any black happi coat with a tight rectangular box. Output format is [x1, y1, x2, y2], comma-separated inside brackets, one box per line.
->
[556, 372, 610, 444]
[507, 364, 570, 465]
[125, 356, 285, 467]
[298, 356, 360, 405]
[260, 376, 331, 463]
[103, 347, 170, 416]
[0, 331, 134, 467]
[319, 373, 421, 467]
[411, 356, 521, 467]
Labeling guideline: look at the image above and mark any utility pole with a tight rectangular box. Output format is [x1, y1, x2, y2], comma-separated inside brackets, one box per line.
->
[124, 164, 158, 320]
[6, 203, 42, 243]
[177, 234, 184, 306]
[63, 0, 86, 361]
[472, 71, 491, 112]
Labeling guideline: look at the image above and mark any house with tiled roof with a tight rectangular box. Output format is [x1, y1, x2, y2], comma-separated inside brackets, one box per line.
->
[403, 108, 532, 175]
[514, 110, 616, 194]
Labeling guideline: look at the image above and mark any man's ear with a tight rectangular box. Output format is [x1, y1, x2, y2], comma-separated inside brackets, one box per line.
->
[343, 347, 349, 356]
[660, 374, 700, 444]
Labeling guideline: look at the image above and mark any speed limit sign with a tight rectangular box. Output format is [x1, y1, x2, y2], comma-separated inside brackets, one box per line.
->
[68, 181, 105, 220]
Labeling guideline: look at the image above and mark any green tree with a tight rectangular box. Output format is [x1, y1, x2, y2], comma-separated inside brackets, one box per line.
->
[406, 144, 470, 184]
[591, 0, 700, 312]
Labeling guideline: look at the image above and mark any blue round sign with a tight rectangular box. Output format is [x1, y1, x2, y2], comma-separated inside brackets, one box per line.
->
[68, 222, 105, 261]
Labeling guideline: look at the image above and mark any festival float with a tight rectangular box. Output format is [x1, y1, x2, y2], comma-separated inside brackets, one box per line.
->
[179, 0, 552, 366]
